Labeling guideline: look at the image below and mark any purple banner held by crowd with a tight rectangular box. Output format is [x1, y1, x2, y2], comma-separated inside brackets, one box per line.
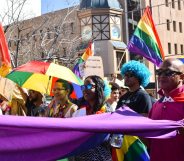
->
[0, 107, 183, 161]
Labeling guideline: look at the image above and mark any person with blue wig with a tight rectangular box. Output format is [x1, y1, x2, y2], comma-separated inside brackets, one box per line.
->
[116, 60, 152, 114]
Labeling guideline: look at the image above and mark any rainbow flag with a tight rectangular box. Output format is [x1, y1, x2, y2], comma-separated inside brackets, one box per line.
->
[73, 42, 93, 78]
[112, 136, 149, 161]
[128, 7, 164, 67]
[0, 23, 11, 77]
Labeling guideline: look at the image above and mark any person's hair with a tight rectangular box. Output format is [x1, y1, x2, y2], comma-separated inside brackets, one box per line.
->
[56, 79, 73, 95]
[121, 60, 151, 87]
[109, 82, 120, 91]
[85, 75, 105, 112]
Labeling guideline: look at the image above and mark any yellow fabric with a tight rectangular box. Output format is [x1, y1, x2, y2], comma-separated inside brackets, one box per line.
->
[46, 63, 82, 85]
[138, 20, 158, 46]
[0, 64, 11, 77]
[115, 135, 138, 161]
[23, 73, 52, 95]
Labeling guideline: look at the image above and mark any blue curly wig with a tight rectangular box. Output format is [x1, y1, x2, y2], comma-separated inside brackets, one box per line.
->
[120, 60, 151, 87]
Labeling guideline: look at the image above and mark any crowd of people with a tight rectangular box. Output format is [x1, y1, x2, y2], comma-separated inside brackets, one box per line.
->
[0, 58, 184, 161]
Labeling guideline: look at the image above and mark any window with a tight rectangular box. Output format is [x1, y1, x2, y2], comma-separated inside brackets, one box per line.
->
[168, 43, 171, 54]
[116, 51, 125, 71]
[40, 30, 43, 40]
[167, 19, 170, 30]
[172, 0, 175, 8]
[173, 21, 176, 32]
[174, 44, 177, 54]
[165, 0, 169, 7]
[178, 0, 181, 10]
[179, 22, 182, 33]
[181, 44, 184, 54]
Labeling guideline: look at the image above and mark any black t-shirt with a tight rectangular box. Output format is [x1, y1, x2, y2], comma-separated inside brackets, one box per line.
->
[116, 88, 152, 114]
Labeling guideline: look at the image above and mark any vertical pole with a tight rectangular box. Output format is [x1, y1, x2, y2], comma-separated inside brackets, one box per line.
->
[149, 0, 158, 99]
[124, 0, 130, 61]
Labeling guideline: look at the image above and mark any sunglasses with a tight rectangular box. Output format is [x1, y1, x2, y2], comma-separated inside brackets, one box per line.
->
[81, 84, 96, 91]
[156, 69, 182, 77]
[124, 72, 135, 78]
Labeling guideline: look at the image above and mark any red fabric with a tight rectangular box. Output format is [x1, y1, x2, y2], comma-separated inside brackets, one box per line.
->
[14, 61, 50, 74]
[0, 23, 11, 65]
[158, 85, 184, 102]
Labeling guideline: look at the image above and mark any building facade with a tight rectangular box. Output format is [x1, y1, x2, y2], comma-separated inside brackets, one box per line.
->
[4, 0, 184, 82]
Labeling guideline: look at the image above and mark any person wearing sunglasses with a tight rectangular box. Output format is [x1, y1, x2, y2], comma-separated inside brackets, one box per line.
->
[148, 58, 184, 161]
[74, 75, 112, 161]
[116, 60, 152, 115]
[49, 79, 78, 118]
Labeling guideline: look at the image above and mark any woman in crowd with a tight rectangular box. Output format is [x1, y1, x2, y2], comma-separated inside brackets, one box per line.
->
[49, 79, 78, 118]
[75, 75, 112, 161]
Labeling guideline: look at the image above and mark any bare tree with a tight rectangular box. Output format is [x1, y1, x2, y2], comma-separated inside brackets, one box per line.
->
[1, 0, 85, 68]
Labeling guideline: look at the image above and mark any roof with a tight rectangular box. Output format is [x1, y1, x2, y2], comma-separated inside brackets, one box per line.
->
[79, 0, 122, 10]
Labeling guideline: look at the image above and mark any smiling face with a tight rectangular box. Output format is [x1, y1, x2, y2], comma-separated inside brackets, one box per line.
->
[82, 78, 96, 102]
[52, 82, 69, 101]
[157, 58, 184, 94]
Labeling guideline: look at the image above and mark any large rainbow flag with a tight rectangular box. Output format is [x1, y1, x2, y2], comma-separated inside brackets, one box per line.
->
[0, 107, 183, 161]
[128, 7, 164, 67]
[73, 42, 93, 78]
[0, 23, 11, 77]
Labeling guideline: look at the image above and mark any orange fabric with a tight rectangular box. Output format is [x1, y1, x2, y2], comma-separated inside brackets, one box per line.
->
[0, 23, 11, 77]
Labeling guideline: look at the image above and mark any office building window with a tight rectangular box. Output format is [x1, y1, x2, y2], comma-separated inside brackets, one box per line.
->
[172, 0, 175, 8]
[178, 0, 181, 10]
[181, 44, 184, 54]
[173, 21, 176, 32]
[168, 43, 171, 54]
[165, 0, 169, 7]
[174, 44, 177, 54]
[167, 19, 170, 30]
[179, 22, 182, 33]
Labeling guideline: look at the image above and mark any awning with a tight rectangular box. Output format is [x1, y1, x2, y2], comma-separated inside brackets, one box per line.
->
[111, 41, 127, 49]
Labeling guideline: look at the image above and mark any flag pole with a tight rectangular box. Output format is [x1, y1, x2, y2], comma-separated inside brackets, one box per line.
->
[149, 1, 158, 99]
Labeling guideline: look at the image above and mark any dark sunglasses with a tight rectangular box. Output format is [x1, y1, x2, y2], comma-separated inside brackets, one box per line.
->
[81, 84, 95, 91]
[156, 69, 182, 77]
[124, 72, 135, 78]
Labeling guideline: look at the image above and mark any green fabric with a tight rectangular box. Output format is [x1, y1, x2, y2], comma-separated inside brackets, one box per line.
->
[6, 71, 32, 86]
[135, 27, 161, 59]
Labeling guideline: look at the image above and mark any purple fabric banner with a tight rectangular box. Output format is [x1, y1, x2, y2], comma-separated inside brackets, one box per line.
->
[0, 107, 183, 161]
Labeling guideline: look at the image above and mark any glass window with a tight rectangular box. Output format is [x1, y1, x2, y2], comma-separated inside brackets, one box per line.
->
[179, 22, 182, 33]
[168, 43, 171, 54]
[172, 0, 175, 8]
[178, 0, 181, 10]
[173, 21, 176, 32]
[167, 19, 170, 30]
[174, 44, 177, 55]
[181, 44, 184, 54]
[165, 0, 169, 7]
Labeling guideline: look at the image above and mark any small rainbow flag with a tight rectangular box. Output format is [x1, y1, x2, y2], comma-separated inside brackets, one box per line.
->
[112, 135, 150, 161]
[128, 7, 164, 67]
[73, 42, 93, 78]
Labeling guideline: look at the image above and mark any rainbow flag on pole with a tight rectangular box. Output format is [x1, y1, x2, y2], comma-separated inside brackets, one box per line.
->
[73, 42, 93, 78]
[128, 7, 164, 67]
[0, 23, 11, 77]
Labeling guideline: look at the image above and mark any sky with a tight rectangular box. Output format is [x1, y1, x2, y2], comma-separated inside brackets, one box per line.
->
[41, 0, 80, 14]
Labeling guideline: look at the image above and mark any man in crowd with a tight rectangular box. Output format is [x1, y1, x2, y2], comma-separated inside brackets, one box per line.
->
[107, 82, 120, 111]
[149, 58, 184, 161]
[116, 60, 152, 114]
